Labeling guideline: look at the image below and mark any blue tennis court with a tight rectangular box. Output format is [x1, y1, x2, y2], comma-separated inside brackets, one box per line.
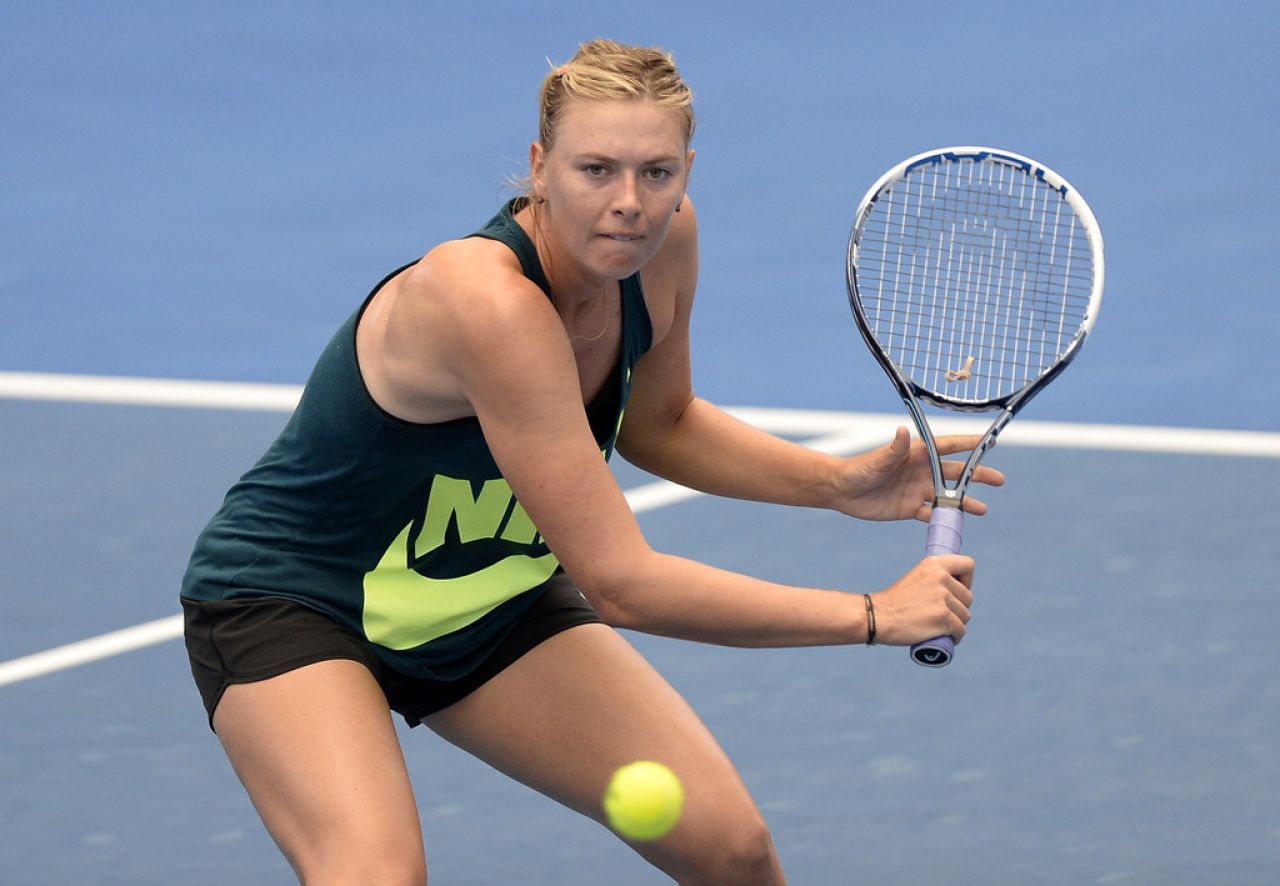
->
[3, 3, 1278, 883]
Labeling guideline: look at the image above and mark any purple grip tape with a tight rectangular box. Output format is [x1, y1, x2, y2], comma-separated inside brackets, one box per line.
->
[911, 506, 964, 667]
[925, 506, 963, 557]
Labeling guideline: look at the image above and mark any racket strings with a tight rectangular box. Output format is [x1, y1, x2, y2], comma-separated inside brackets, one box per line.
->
[855, 159, 1094, 403]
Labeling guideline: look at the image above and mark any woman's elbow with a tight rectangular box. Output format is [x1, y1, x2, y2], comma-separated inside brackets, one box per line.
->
[570, 558, 652, 631]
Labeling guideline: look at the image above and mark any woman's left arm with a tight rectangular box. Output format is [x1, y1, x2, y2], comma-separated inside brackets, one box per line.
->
[618, 208, 1002, 521]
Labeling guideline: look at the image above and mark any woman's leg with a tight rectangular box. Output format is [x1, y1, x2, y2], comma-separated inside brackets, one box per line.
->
[424, 623, 786, 885]
[213, 659, 427, 886]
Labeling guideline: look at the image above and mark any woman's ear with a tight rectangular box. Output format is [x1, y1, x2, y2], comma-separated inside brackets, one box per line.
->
[528, 141, 547, 200]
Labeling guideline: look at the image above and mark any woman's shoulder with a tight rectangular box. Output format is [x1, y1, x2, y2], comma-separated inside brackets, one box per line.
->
[356, 233, 561, 423]
[397, 236, 546, 324]
[409, 235, 522, 289]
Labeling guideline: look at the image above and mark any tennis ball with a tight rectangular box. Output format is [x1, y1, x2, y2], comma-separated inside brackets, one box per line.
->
[603, 760, 685, 841]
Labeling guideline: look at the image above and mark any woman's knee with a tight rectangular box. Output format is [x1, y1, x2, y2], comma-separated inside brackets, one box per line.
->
[293, 824, 427, 886]
[659, 803, 782, 885]
[697, 813, 779, 883]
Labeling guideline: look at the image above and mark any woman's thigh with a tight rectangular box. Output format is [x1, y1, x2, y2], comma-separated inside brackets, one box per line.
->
[214, 659, 426, 884]
[423, 624, 784, 884]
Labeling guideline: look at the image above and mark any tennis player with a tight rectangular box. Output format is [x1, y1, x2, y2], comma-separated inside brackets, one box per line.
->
[180, 39, 1003, 885]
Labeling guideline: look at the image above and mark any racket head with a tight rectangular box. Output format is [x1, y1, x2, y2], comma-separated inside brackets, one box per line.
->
[846, 146, 1104, 415]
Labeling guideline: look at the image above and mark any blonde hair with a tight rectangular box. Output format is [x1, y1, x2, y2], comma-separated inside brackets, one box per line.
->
[537, 39, 696, 150]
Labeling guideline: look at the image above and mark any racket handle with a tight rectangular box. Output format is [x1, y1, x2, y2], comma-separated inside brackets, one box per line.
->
[911, 506, 964, 668]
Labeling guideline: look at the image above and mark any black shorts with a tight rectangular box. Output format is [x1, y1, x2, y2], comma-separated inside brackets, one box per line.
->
[181, 575, 601, 731]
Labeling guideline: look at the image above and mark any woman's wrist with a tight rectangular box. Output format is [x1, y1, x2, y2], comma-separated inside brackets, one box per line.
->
[813, 452, 850, 513]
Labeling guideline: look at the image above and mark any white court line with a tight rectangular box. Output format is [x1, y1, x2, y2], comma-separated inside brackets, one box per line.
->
[0, 616, 185, 687]
[0, 425, 882, 688]
[1, 370, 1277, 688]
[3, 370, 1279, 457]
[726, 407, 1280, 459]
[0, 371, 302, 411]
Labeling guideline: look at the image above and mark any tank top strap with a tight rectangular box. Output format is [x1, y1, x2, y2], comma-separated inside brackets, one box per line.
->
[466, 199, 554, 302]
[468, 199, 653, 358]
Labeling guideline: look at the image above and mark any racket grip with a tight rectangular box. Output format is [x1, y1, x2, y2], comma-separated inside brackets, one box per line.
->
[924, 505, 963, 557]
[911, 506, 964, 668]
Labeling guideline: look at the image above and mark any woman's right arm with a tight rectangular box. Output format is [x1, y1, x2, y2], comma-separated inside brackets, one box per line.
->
[363, 240, 972, 650]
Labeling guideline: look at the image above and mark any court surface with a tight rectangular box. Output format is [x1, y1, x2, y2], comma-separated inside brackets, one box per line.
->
[3, 3, 1278, 884]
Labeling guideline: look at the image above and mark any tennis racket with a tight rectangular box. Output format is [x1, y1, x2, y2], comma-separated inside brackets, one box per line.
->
[846, 146, 1104, 667]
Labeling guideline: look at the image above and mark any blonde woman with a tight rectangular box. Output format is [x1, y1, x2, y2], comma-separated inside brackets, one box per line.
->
[181, 39, 1002, 884]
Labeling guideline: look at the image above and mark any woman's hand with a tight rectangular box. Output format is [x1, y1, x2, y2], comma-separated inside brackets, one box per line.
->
[871, 553, 975, 646]
[832, 427, 1005, 522]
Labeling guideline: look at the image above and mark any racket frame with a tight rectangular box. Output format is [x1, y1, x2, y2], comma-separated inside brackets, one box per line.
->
[847, 145, 1104, 509]
[845, 146, 1105, 664]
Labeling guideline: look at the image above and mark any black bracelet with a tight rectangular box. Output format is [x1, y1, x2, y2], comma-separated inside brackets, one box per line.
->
[864, 594, 877, 646]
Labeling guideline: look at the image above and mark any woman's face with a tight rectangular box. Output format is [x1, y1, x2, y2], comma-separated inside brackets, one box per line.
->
[531, 97, 693, 284]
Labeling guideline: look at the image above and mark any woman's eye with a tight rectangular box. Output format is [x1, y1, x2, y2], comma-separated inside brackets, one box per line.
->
[645, 168, 672, 181]
[583, 164, 608, 177]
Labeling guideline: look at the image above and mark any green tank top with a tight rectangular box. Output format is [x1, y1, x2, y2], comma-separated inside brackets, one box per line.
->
[180, 200, 653, 679]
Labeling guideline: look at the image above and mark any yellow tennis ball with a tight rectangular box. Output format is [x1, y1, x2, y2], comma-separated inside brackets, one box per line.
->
[603, 760, 685, 841]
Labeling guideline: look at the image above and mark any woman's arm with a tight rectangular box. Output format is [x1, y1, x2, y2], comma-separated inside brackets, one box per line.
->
[386, 238, 971, 651]
[618, 203, 1002, 521]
